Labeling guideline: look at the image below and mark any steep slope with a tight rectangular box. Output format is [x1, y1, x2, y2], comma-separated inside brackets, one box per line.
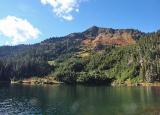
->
[54, 32, 160, 84]
[0, 26, 144, 59]
[82, 26, 144, 47]
[0, 26, 156, 84]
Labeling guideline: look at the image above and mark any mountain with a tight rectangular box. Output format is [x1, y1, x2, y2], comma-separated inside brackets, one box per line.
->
[0, 26, 159, 85]
[82, 26, 144, 47]
[0, 26, 144, 59]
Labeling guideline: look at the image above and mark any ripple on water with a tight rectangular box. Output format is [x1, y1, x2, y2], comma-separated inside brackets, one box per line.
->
[0, 98, 42, 115]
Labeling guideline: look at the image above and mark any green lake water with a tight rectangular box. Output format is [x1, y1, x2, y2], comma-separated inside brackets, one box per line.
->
[0, 84, 160, 115]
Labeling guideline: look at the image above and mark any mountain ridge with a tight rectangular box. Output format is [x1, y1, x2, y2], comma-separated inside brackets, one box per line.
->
[0, 26, 159, 84]
[0, 26, 150, 60]
[43, 26, 145, 41]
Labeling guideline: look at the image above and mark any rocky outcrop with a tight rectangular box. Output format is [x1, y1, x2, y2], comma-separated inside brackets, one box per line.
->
[82, 26, 144, 47]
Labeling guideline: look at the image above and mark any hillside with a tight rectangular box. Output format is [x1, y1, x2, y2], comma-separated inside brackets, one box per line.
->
[0, 26, 159, 85]
[0, 26, 144, 59]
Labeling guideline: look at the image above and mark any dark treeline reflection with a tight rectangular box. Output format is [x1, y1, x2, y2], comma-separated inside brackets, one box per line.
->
[1, 85, 160, 115]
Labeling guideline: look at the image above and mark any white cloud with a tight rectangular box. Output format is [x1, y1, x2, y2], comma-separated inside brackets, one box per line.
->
[40, 0, 84, 21]
[0, 16, 41, 45]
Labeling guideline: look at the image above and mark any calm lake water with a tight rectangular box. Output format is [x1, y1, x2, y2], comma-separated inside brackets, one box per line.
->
[0, 84, 160, 115]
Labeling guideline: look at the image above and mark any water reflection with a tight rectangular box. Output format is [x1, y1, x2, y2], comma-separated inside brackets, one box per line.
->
[0, 85, 160, 115]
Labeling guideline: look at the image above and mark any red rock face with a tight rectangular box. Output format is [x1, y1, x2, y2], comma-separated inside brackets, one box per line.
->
[82, 39, 92, 46]
[82, 32, 136, 47]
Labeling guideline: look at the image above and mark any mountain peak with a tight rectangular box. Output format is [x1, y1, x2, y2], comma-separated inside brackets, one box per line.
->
[82, 26, 101, 38]
[87, 26, 99, 30]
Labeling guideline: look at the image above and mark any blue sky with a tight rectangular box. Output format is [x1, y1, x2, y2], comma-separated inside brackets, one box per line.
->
[0, 0, 160, 46]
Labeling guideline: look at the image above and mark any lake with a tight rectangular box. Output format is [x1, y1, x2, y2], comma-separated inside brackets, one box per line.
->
[0, 84, 160, 115]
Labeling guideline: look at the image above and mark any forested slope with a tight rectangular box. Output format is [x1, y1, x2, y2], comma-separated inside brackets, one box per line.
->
[0, 26, 159, 85]
[54, 32, 160, 84]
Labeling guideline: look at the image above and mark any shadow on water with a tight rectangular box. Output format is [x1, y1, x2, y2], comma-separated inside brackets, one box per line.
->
[0, 82, 11, 88]
[0, 84, 160, 115]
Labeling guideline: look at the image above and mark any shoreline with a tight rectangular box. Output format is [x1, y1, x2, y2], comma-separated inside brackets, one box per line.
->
[9, 78, 160, 87]
[111, 82, 160, 87]
[11, 77, 63, 85]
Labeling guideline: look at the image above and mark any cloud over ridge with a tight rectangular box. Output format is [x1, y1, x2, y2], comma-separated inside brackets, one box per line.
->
[41, 0, 83, 21]
[0, 16, 40, 45]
